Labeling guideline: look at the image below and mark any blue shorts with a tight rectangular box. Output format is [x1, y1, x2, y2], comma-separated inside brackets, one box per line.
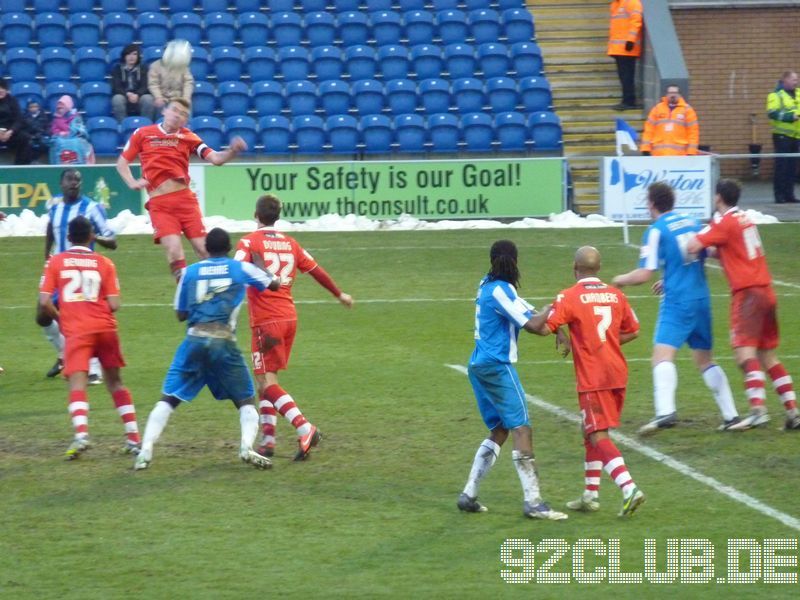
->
[468, 362, 530, 430]
[162, 335, 255, 403]
[654, 297, 713, 351]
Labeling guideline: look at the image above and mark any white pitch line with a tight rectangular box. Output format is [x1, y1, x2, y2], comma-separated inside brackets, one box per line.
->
[517, 355, 800, 366]
[446, 363, 800, 533]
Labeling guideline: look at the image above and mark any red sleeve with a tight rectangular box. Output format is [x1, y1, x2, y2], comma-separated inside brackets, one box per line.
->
[695, 216, 729, 248]
[233, 236, 254, 263]
[40, 258, 58, 294]
[545, 291, 571, 333]
[620, 296, 640, 335]
[307, 265, 342, 297]
[189, 131, 213, 159]
[101, 258, 120, 297]
[121, 128, 143, 161]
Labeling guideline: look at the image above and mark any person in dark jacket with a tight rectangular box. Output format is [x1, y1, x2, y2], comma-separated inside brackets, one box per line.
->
[0, 79, 34, 165]
[111, 44, 155, 123]
[22, 98, 51, 163]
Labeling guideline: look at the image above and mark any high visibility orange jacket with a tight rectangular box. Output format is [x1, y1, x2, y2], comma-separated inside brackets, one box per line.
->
[608, 0, 643, 58]
[640, 96, 700, 156]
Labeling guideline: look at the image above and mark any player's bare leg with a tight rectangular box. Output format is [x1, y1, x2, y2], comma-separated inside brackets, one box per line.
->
[512, 426, 567, 520]
[161, 233, 189, 282]
[458, 425, 507, 513]
[65, 371, 92, 460]
[188, 235, 209, 260]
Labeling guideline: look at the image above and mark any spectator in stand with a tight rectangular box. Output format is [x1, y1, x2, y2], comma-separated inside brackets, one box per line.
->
[49, 95, 95, 165]
[640, 84, 700, 156]
[766, 71, 800, 204]
[147, 43, 194, 119]
[608, 0, 643, 111]
[111, 44, 155, 123]
[0, 79, 34, 165]
[22, 99, 51, 164]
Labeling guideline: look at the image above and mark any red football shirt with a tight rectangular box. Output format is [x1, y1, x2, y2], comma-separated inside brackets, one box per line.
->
[695, 207, 772, 292]
[234, 229, 319, 324]
[40, 247, 120, 337]
[121, 124, 212, 192]
[546, 277, 639, 392]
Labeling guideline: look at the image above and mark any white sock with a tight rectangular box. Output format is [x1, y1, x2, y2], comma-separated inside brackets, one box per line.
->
[702, 364, 738, 421]
[512, 450, 541, 504]
[653, 361, 678, 416]
[89, 357, 102, 378]
[239, 404, 259, 451]
[140, 401, 175, 457]
[463, 439, 501, 498]
[43, 321, 64, 354]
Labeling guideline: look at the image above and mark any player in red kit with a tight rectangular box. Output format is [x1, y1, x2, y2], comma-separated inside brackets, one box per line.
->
[530, 246, 645, 516]
[687, 179, 799, 430]
[115, 97, 247, 281]
[234, 195, 353, 460]
[38, 216, 141, 459]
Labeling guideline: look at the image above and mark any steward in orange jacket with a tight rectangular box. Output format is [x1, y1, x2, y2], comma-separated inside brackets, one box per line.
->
[608, 0, 643, 110]
[640, 87, 699, 156]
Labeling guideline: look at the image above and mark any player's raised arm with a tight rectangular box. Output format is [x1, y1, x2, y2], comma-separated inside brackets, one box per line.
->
[205, 136, 247, 166]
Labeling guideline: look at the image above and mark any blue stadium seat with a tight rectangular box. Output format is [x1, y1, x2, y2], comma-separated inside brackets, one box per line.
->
[190, 115, 224, 150]
[86, 116, 120, 156]
[35, 13, 68, 47]
[240, 12, 270, 47]
[486, 77, 518, 113]
[303, 12, 335, 47]
[1, 13, 33, 48]
[332, 0, 359, 11]
[367, 0, 392, 10]
[143, 46, 164, 65]
[286, 80, 318, 117]
[45, 81, 78, 112]
[168, 0, 196, 12]
[477, 42, 510, 78]
[205, 12, 237, 46]
[138, 13, 170, 49]
[394, 114, 426, 152]
[502, 8, 535, 44]
[1, 0, 27, 12]
[495, 111, 528, 150]
[370, 11, 402, 46]
[121, 115, 153, 139]
[80, 81, 112, 118]
[298, 0, 327, 12]
[235, 0, 261, 11]
[444, 43, 476, 80]
[224, 115, 258, 154]
[107, 46, 124, 74]
[398, 0, 425, 10]
[75, 47, 107, 82]
[327, 114, 360, 154]
[311, 46, 344, 82]
[293, 115, 326, 154]
[469, 9, 501, 45]
[218, 81, 251, 117]
[403, 10, 435, 46]
[519, 76, 552, 112]
[6, 48, 39, 82]
[253, 80, 284, 115]
[245, 47, 278, 82]
[134, 0, 161, 10]
[190, 47, 210, 80]
[67, 0, 96, 12]
[462, 112, 494, 151]
[377, 45, 411, 81]
[452, 77, 484, 113]
[10, 82, 44, 108]
[34, 0, 60, 12]
[278, 46, 310, 82]
[268, 0, 295, 11]
[499, 0, 525, 9]
[345, 46, 377, 81]
[211, 46, 244, 83]
[41, 47, 73, 83]
[259, 115, 292, 154]
[410, 45, 444, 81]
[432, 0, 458, 10]
[511, 41, 543, 77]
[103, 13, 136, 49]
[273, 12, 303, 47]
[528, 111, 562, 150]
[436, 9, 468, 45]
[201, 0, 228, 12]
[352, 79, 385, 116]
[191, 80, 217, 116]
[419, 78, 451, 115]
[428, 113, 460, 152]
[464, 0, 490, 10]
[385, 78, 418, 115]
[338, 11, 369, 46]
[69, 13, 101, 48]
[319, 80, 351, 116]
[171, 13, 203, 47]
[360, 114, 393, 153]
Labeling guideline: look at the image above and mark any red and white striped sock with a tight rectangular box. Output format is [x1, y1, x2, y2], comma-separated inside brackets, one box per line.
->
[258, 390, 278, 447]
[68, 390, 89, 439]
[583, 438, 603, 499]
[743, 358, 767, 409]
[169, 259, 187, 283]
[265, 384, 311, 436]
[112, 388, 140, 444]
[596, 438, 636, 497]
[767, 363, 797, 415]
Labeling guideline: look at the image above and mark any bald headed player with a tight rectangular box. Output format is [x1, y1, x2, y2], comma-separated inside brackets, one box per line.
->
[530, 247, 645, 516]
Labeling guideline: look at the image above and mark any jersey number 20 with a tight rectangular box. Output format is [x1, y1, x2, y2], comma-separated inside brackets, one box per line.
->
[61, 269, 101, 302]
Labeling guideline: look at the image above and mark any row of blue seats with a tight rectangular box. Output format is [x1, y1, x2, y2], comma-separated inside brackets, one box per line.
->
[13, 75, 552, 119]
[86, 111, 562, 155]
[0, 8, 534, 49]
[3, 42, 544, 85]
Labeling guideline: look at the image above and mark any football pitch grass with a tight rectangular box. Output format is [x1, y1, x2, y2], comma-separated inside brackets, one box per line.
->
[1, 225, 799, 598]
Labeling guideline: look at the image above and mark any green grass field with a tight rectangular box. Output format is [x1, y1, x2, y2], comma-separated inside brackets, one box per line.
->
[1, 225, 799, 598]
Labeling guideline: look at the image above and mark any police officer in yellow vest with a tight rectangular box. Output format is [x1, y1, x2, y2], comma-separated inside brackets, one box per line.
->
[766, 71, 800, 204]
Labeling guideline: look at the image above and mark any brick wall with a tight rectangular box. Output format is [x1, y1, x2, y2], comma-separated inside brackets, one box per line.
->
[671, 7, 800, 177]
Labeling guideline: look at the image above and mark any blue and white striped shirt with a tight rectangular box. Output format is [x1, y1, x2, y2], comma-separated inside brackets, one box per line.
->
[47, 195, 115, 255]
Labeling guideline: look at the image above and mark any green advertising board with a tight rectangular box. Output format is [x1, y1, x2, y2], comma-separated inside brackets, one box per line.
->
[204, 158, 564, 221]
[0, 165, 144, 217]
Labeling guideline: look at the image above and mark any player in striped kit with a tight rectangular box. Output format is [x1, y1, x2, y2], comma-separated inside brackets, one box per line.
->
[38, 168, 117, 383]
[38, 216, 140, 459]
[687, 179, 799, 430]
